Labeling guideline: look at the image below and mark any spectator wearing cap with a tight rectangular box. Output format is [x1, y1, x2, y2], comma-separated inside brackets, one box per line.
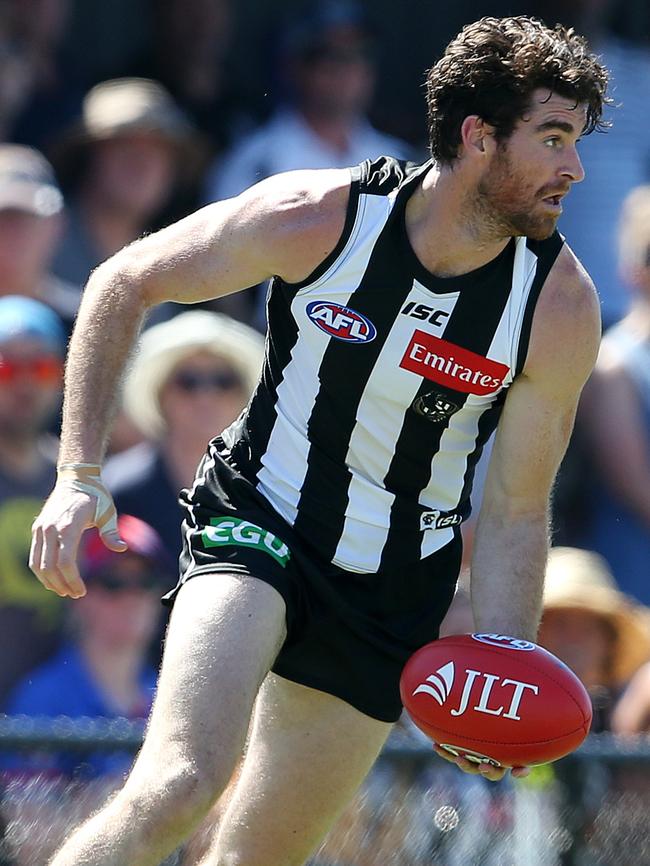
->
[103, 310, 264, 570]
[3, 514, 173, 780]
[203, 0, 411, 327]
[0, 295, 66, 706]
[50, 78, 205, 290]
[538, 547, 650, 732]
[206, 0, 411, 200]
[0, 144, 79, 332]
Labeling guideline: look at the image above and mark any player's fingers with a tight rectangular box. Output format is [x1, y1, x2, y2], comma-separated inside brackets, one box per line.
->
[29, 525, 58, 593]
[40, 526, 80, 597]
[97, 507, 128, 553]
[511, 766, 531, 779]
[100, 530, 128, 553]
[433, 745, 481, 775]
[477, 763, 508, 782]
[57, 533, 86, 599]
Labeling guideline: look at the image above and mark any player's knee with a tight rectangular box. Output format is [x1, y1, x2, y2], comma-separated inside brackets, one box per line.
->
[124, 758, 222, 836]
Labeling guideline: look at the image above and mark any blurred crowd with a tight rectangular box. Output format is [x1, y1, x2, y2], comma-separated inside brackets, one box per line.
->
[0, 0, 649, 862]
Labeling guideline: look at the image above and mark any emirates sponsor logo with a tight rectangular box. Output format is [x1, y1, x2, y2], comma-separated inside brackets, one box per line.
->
[400, 330, 510, 395]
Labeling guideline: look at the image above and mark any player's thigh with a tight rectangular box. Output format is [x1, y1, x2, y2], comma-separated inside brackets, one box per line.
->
[212, 673, 393, 866]
[125, 572, 287, 797]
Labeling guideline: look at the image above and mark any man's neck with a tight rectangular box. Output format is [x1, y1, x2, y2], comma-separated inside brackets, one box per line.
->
[405, 165, 511, 278]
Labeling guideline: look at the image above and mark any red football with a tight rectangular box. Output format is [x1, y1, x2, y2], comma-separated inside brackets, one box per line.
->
[400, 633, 592, 767]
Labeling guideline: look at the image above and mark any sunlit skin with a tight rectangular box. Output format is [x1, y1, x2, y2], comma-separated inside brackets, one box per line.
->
[474, 91, 587, 241]
[406, 90, 587, 285]
[424, 92, 588, 783]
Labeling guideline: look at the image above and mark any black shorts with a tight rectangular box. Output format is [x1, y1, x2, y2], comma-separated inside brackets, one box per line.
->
[163, 446, 462, 723]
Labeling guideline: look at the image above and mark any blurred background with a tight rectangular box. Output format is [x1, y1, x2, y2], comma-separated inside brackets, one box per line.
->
[0, 0, 649, 863]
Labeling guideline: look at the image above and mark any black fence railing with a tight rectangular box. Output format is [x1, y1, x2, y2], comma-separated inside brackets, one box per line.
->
[1, 717, 650, 866]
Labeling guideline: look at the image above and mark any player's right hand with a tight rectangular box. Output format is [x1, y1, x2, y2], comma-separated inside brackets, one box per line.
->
[30, 465, 127, 599]
[433, 744, 531, 782]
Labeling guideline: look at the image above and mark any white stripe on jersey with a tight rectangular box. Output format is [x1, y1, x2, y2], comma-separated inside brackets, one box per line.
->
[257, 192, 394, 525]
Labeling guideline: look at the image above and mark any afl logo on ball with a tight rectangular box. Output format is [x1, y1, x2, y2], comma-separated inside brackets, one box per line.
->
[472, 633, 536, 651]
[306, 301, 377, 343]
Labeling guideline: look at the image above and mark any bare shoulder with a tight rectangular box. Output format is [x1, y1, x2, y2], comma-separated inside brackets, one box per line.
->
[238, 167, 353, 284]
[523, 243, 602, 393]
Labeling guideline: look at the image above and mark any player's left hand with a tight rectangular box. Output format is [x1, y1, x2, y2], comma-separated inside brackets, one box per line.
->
[433, 744, 531, 782]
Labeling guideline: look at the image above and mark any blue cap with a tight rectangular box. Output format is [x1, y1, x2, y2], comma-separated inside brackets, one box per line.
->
[0, 295, 66, 354]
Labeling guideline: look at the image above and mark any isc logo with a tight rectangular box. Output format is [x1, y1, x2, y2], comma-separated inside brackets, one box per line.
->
[413, 661, 539, 721]
[400, 301, 450, 327]
[306, 301, 377, 343]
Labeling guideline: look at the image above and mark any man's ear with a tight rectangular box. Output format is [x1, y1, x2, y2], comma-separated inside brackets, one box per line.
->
[459, 116, 495, 158]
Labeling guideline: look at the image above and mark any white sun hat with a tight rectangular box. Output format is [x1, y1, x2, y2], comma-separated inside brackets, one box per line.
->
[123, 310, 265, 439]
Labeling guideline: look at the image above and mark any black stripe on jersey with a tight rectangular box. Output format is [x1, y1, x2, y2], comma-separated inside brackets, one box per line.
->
[454, 388, 508, 521]
[515, 231, 564, 377]
[292, 167, 427, 561]
[379, 241, 516, 570]
[239, 279, 301, 479]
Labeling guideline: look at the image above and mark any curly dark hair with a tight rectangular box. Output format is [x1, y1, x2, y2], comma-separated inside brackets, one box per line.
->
[425, 16, 610, 165]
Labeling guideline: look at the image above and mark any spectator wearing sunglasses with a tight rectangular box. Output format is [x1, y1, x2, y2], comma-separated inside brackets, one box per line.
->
[103, 310, 264, 574]
[4, 514, 173, 780]
[0, 295, 66, 706]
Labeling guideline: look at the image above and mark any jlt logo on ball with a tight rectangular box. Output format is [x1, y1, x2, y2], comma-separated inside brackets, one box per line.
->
[413, 661, 539, 721]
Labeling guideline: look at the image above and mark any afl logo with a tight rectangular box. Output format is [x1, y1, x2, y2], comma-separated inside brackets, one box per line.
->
[472, 633, 536, 651]
[306, 301, 377, 343]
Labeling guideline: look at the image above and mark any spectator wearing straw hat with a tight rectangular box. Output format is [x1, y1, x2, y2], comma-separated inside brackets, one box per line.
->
[50, 77, 202, 291]
[538, 547, 650, 732]
[103, 310, 264, 566]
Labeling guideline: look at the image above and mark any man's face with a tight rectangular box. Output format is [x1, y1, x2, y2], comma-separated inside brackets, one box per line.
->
[0, 336, 63, 439]
[90, 132, 177, 219]
[296, 26, 375, 119]
[78, 554, 162, 650]
[0, 209, 61, 283]
[476, 90, 587, 240]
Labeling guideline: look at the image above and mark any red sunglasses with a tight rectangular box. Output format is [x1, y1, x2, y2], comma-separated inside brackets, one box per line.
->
[0, 354, 64, 384]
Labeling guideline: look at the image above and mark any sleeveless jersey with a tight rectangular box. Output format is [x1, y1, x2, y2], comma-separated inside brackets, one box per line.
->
[220, 157, 564, 573]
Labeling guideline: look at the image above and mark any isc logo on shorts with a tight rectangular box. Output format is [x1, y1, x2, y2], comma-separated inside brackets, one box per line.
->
[306, 301, 377, 343]
[201, 517, 291, 567]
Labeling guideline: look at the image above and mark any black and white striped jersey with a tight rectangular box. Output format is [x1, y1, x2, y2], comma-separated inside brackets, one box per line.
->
[220, 156, 564, 574]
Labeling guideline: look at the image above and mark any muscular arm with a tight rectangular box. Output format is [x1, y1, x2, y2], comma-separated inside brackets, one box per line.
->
[31, 169, 350, 597]
[59, 168, 351, 465]
[470, 247, 601, 639]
